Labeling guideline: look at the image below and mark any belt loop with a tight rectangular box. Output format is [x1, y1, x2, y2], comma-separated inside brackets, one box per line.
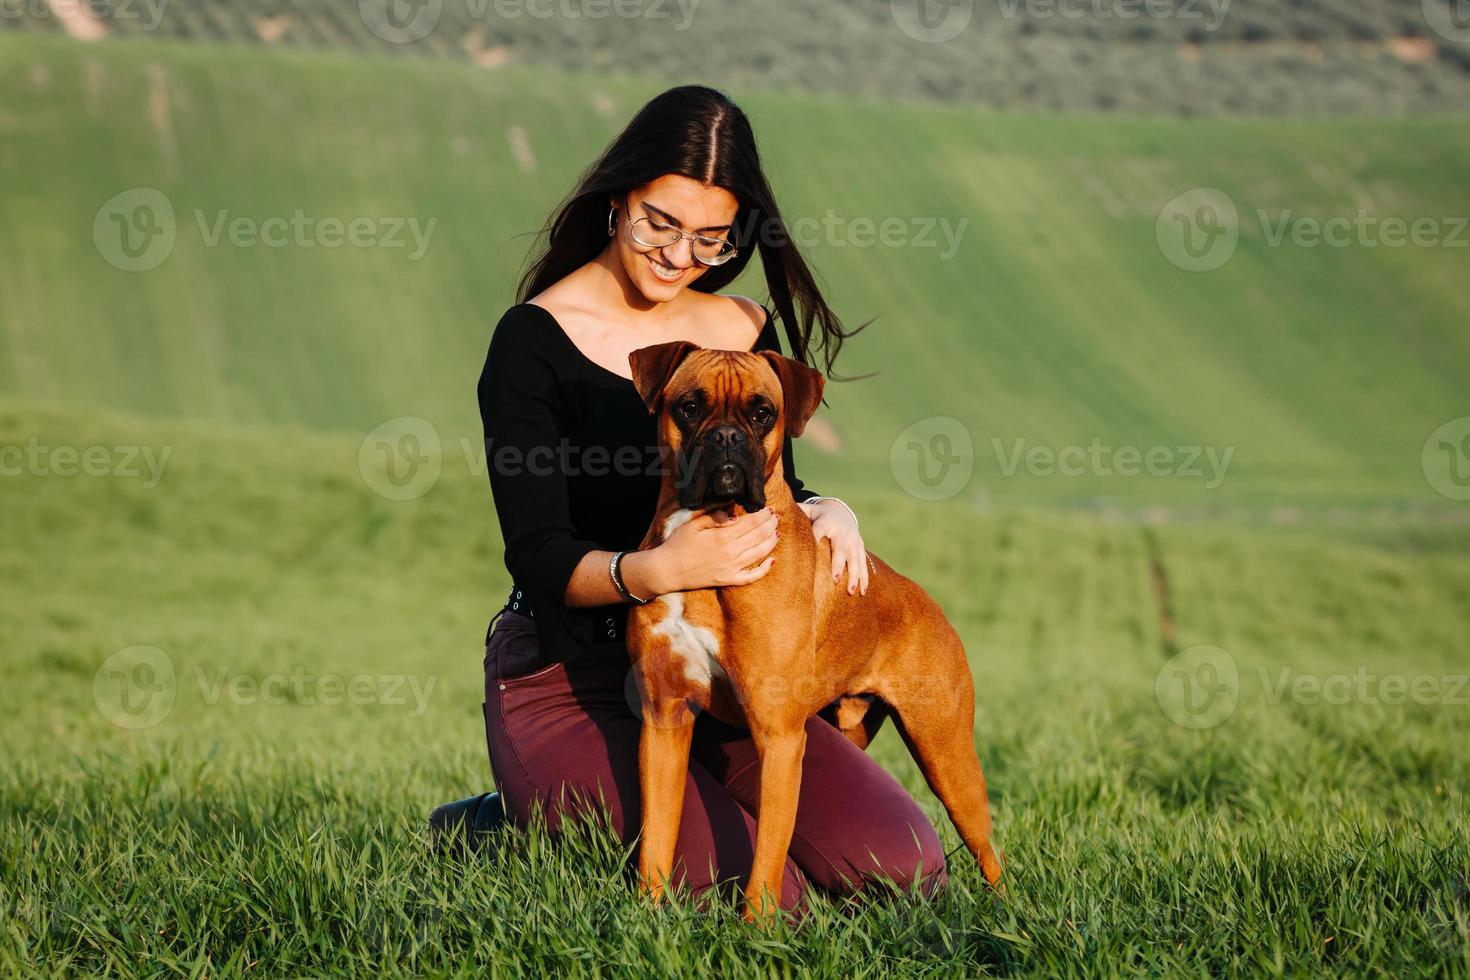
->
[484, 606, 506, 646]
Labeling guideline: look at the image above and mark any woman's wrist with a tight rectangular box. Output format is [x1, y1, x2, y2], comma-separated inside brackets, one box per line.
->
[805, 495, 859, 532]
[619, 547, 674, 599]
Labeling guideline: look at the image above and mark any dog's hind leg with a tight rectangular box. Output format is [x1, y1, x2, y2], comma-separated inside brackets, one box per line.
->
[821, 695, 890, 751]
[884, 638, 1003, 889]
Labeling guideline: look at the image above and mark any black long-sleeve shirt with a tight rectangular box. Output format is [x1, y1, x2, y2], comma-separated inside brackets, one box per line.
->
[477, 302, 818, 665]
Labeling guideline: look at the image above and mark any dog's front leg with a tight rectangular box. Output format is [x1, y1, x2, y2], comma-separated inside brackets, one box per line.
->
[637, 699, 696, 901]
[743, 725, 807, 922]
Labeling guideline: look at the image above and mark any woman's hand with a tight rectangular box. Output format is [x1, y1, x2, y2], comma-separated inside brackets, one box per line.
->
[646, 507, 780, 593]
[801, 498, 868, 595]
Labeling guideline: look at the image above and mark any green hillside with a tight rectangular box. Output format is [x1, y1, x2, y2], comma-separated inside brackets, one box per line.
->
[2, 35, 1469, 509]
[5, 0, 1470, 116]
[2, 401, 1467, 974]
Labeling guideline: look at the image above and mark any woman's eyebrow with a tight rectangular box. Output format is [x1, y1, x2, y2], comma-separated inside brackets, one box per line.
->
[642, 201, 733, 235]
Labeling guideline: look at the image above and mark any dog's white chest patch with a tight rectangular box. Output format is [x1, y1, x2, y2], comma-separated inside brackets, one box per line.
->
[651, 509, 722, 688]
[660, 508, 697, 540]
[650, 593, 722, 689]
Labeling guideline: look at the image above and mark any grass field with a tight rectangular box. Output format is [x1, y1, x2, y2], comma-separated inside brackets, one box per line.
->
[1, 402, 1468, 975]
[3, 34, 1469, 510]
[3, 28, 1469, 977]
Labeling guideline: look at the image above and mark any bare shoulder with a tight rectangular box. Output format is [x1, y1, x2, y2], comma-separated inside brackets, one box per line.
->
[526, 275, 601, 341]
[690, 292, 767, 351]
[526, 276, 580, 321]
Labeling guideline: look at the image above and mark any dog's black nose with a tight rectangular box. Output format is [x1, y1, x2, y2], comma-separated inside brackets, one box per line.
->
[708, 425, 744, 449]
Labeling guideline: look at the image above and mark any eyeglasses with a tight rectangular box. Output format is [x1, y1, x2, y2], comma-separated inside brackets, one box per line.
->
[625, 215, 739, 267]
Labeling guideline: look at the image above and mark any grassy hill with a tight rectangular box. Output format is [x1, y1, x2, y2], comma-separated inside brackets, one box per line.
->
[4, 0, 1470, 115]
[2, 33, 1469, 514]
[1, 401, 1467, 974]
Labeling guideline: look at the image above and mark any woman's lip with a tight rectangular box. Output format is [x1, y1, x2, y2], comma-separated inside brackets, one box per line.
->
[646, 252, 686, 283]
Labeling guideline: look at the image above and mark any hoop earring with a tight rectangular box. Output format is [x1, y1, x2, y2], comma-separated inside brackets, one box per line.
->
[607, 207, 617, 237]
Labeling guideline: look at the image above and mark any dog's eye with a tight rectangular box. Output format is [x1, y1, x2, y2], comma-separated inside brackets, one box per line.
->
[677, 399, 701, 419]
[751, 406, 775, 426]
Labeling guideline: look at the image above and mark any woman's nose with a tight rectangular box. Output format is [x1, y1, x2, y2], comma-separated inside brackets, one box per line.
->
[663, 236, 695, 267]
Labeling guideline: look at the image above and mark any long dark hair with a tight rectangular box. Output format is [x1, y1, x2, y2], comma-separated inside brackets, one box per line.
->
[517, 85, 858, 378]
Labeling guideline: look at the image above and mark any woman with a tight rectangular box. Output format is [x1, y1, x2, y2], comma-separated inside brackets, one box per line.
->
[436, 86, 946, 911]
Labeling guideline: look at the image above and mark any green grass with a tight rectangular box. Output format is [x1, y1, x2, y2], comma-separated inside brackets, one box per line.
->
[3, 32, 1468, 976]
[2, 35, 1469, 510]
[2, 402, 1467, 975]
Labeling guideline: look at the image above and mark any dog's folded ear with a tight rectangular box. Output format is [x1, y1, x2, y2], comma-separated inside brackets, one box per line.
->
[629, 341, 700, 415]
[759, 352, 825, 438]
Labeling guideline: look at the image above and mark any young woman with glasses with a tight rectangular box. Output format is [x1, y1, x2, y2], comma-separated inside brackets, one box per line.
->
[431, 85, 947, 912]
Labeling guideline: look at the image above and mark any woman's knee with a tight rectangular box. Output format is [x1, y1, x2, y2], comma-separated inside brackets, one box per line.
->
[786, 719, 948, 898]
[805, 816, 947, 898]
[895, 827, 948, 897]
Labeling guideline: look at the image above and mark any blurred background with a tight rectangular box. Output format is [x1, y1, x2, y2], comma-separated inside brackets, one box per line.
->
[1, 1, 1467, 973]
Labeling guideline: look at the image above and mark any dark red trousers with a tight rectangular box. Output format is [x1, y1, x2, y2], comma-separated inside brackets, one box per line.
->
[482, 611, 946, 910]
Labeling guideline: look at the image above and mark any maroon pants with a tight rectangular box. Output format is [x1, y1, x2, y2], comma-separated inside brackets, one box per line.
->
[482, 611, 946, 910]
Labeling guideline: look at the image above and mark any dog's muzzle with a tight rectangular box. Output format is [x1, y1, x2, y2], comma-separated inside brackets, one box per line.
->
[676, 424, 765, 511]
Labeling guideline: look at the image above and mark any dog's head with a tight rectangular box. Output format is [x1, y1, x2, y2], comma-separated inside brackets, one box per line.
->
[629, 341, 825, 512]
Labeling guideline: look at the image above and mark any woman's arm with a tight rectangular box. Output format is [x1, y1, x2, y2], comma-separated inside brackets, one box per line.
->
[479, 308, 605, 606]
[560, 507, 780, 606]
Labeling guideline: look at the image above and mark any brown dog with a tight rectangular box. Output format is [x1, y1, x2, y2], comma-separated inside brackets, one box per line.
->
[625, 341, 1003, 921]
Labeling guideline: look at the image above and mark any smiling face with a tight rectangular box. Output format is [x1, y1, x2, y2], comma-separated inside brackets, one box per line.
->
[629, 344, 826, 512]
[611, 175, 739, 305]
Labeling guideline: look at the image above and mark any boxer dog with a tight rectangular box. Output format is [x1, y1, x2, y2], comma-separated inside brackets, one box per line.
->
[625, 341, 1003, 921]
